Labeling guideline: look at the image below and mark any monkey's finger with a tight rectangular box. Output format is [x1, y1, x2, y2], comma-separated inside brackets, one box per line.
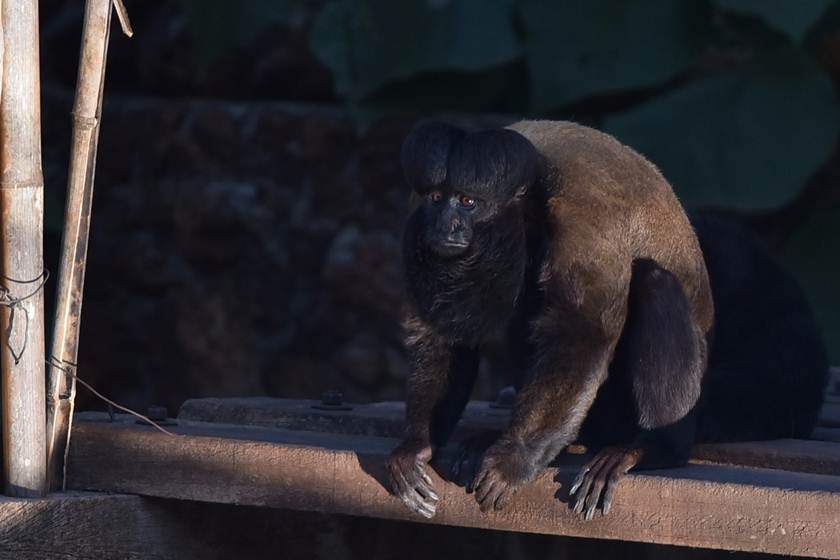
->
[494, 487, 512, 511]
[475, 473, 497, 505]
[479, 483, 502, 513]
[470, 465, 489, 494]
[393, 472, 433, 517]
[400, 490, 436, 519]
[388, 467, 410, 497]
[415, 462, 436, 489]
[451, 445, 470, 479]
[414, 479, 440, 503]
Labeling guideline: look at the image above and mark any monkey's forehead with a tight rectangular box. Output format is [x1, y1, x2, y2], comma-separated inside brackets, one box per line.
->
[444, 130, 538, 195]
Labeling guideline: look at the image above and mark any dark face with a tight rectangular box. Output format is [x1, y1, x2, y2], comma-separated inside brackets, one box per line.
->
[419, 189, 483, 256]
[400, 122, 539, 260]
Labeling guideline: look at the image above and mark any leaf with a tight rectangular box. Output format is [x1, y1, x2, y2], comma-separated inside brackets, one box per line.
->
[519, 0, 713, 112]
[605, 48, 840, 210]
[349, 63, 524, 128]
[781, 209, 840, 363]
[310, 0, 522, 101]
[178, 0, 295, 65]
[715, 0, 835, 42]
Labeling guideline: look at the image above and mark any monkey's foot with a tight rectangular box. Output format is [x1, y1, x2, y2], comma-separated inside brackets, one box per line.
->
[472, 440, 538, 513]
[569, 446, 642, 520]
[450, 431, 500, 489]
[386, 442, 439, 519]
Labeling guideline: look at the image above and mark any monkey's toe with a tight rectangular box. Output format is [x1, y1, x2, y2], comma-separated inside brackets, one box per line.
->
[569, 446, 641, 519]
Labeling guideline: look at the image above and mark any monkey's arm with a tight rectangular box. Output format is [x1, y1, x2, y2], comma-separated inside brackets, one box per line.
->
[473, 276, 628, 512]
[386, 314, 480, 518]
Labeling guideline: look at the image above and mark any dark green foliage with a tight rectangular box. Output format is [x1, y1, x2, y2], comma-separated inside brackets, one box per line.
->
[782, 209, 840, 362]
[714, 0, 835, 41]
[605, 48, 839, 209]
[177, 0, 297, 65]
[176, 0, 840, 361]
[520, 0, 714, 111]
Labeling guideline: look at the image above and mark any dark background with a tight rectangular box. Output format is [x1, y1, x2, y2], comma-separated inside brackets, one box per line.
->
[39, 0, 840, 415]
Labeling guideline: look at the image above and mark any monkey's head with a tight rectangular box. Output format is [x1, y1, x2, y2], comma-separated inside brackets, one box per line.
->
[400, 122, 540, 340]
[400, 122, 539, 258]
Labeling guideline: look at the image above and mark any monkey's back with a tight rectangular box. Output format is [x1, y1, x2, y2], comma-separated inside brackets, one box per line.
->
[508, 120, 713, 334]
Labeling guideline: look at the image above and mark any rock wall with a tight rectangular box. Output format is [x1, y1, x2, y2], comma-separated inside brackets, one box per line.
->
[43, 90, 510, 412]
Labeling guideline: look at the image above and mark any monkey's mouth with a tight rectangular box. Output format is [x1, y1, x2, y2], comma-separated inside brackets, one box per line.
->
[431, 238, 470, 257]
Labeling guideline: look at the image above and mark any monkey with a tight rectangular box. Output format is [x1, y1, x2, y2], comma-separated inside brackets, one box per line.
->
[385, 120, 827, 521]
[688, 211, 828, 442]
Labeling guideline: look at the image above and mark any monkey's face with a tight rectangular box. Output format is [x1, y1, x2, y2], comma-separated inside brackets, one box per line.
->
[417, 189, 481, 256]
[401, 121, 539, 259]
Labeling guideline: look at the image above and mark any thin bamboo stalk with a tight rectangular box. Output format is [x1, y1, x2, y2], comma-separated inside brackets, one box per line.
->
[0, 0, 47, 497]
[45, 0, 120, 491]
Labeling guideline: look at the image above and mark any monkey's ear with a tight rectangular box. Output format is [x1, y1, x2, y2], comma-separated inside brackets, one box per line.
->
[514, 184, 528, 200]
[401, 121, 465, 192]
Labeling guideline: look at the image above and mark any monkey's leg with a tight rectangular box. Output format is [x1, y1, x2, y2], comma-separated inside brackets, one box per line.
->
[471, 301, 627, 512]
[386, 319, 480, 518]
[570, 259, 705, 519]
[451, 297, 538, 488]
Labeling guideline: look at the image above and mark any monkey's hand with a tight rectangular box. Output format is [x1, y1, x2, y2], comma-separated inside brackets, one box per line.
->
[569, 446, 641, 520]
[385, 439, 439, 519]
[472, 439, 538, 512]
[450, 431, 500, 488]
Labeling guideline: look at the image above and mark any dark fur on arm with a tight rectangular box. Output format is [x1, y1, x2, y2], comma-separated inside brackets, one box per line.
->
[402, 314, 480, 448]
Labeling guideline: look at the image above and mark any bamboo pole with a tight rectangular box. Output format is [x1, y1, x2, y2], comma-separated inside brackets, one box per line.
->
[0, 0, 47, 497]
[45, 0, 131, 491]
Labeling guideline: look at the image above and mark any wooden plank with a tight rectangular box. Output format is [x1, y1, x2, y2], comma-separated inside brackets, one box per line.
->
[179, 397, 840, 475]
[0, 491, 363, 560]
[0, 0, 47, 497]
[0, 492, 194, 559]
[67, 415, 840, 558]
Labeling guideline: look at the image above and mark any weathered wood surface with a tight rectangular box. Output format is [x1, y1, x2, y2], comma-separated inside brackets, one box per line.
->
[46, 0, 116, 492]
[179, 397, 840, 475]
[0, 0, 46, 497]
[67, 415, 840, 558]
[0, 491, 344, 560]
[0, 493, 173, 559]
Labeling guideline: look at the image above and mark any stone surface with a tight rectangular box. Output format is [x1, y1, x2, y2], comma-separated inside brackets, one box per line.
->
[41, 85, 515, 413]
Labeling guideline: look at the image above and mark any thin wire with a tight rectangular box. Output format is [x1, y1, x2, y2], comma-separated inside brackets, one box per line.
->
[0, 270, 50, 364]
[47, 357, 178, 437]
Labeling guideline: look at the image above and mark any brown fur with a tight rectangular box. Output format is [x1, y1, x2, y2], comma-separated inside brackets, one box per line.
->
[387, 120, 714, 519]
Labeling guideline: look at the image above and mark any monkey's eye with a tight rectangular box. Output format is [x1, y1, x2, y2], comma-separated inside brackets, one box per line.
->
[458, 195, 476, 209]
[428, 191, 443, 203]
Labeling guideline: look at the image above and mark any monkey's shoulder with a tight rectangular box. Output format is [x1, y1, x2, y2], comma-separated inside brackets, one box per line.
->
[508, 120, 672, 201]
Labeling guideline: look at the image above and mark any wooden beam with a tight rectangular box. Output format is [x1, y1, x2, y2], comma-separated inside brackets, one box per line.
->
[0, 491, 332, 560]
[67, 415, 840, 558]
[0, 493, 168, 559]
[178, 397, 840, 475]
[0, 0, 46, 497]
